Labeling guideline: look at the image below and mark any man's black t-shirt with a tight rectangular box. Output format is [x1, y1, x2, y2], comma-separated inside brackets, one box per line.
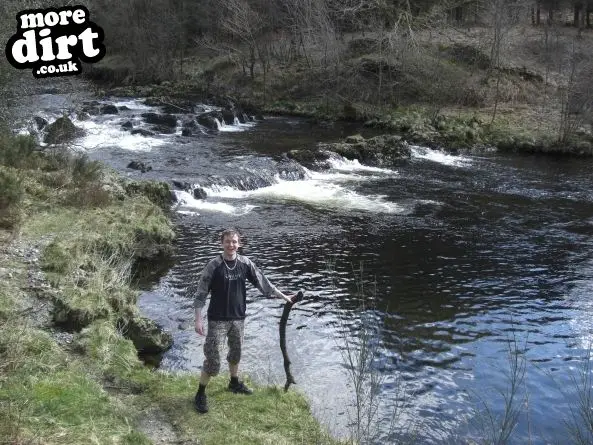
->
[194, 254, 277, 321]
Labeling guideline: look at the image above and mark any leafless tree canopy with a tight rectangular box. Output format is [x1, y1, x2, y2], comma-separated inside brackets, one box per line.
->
[1, 0, 593, 139]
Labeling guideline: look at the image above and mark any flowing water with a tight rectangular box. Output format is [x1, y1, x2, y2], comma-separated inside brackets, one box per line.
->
[20, 90, 593, 444]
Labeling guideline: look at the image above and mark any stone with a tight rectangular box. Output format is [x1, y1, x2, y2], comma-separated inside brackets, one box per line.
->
[123, 315, 173, 354]
[151, 125, 176, 134]
[127, 160, 152, 173]
[141, 112, 177, 128]
[222, 109, 235, 125]
[345, 134, 365, 144]
[101, 104, 119, 114]
[193, 187, 207, 199]
[131, 129, 155, 137]
[33, 116, 48, 130]
[44, 117, 83, 145]
[196, 114, 219, 131]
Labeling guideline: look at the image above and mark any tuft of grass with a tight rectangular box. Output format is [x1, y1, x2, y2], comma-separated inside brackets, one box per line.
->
[0, 166, 24, 230]
[75, 320, 143, 377]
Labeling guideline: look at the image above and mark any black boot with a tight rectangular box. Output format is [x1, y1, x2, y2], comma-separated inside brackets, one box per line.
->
[194, 390, 208, 413]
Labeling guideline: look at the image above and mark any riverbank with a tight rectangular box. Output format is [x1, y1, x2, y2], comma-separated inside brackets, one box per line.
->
[88, 24, 593, 157]
[0, 130, 340, 444]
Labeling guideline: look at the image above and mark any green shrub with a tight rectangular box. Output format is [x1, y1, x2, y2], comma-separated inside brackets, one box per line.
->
[66, 182, 112, 208]
[41, 240, 72, 274]
[0, 167, 24, 229]
[71, 154, 103, 185]
[0, 133, 39, 169]
[125, 180, 172, 211]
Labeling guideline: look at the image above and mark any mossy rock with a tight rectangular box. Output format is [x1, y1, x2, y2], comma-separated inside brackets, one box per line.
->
[119, 313, 173, 354]
[52, 291, 111, 331]
[286, 149, 331, 169]
[141, 113, 177, 128]
[44, 117, 84, 145]
[345, 134, 365, 144]
[124, 180, 173, 211]
[320, 134, 410, 166]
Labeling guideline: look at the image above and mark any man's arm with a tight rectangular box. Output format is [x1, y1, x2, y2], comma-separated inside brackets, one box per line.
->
[194, 259, 217, 335]
[195, 307, 205, 335]
[244, 256, 293, 304]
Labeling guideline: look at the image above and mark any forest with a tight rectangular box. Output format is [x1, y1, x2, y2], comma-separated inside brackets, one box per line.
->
[1, 0, 593, 150]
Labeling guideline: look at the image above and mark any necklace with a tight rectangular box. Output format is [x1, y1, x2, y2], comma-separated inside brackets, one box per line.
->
[224, 257, 237, 271]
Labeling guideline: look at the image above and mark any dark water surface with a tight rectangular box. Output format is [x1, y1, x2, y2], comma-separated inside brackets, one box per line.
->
[21, 90, 593, 444]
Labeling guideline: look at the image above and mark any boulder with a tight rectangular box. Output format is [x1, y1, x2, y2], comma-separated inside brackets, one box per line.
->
[141, 112, 177, 128]
[345, 134, 365, 144]
[121, 120, 134, 130]
[52, 293, 110, 331]
[172, 180, 191, 191]
[286, 149, 331, 169]
[127, 160, 152, 173]
[193, 187, 207, 199]
[44, 117, 83, 144]
[101, 104, 119, 114]
[318, 134, 410, 166]
[131, 129, 154, 137]
[181, 128, 192, 137]
[121, 314, 173, 354]
[181, 118, 198, 129]
[151, 125, 176, 134]
[80, 101, 101, 115]
[33, 116, 48, 130]
[222, 109, 235, 125]
[196, 114, 219, 130]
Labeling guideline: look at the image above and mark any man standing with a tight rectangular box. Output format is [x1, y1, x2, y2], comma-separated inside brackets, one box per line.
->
[193, 228, 294, 413]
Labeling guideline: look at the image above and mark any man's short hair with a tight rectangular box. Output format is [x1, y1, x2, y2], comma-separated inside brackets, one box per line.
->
[220, 228, 241, 242]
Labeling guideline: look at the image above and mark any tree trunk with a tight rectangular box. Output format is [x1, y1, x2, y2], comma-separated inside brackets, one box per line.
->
[574, 4, 581, 28]
[532, 2, 541, 26]
[249, 47, 255, 79]
[455, 6, 463, 23]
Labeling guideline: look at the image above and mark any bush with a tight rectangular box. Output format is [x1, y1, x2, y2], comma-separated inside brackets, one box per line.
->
[0, 133, 40, 169]
[66, 183, 112, 208]
[41, 240, 72, 274]
[0, 167, 24, 230]
[124, 180, 172, 211]
[71, 154, 103, 185]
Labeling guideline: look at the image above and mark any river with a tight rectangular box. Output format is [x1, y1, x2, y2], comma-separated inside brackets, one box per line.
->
[19, 86, 593, 444]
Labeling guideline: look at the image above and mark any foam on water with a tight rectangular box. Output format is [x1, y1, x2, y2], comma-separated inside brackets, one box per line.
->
[111, 98, 155, 111]
[327, 156, 398, 175]
[202, 175, 404, 214]
[174, 190, 256, 215]
[411, 145, 472, 167]
[215, 118, 257, 132]
[76, 118, 169, 152]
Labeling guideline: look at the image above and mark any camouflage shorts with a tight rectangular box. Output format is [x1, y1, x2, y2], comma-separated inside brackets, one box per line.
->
[202, 319, 245, 376]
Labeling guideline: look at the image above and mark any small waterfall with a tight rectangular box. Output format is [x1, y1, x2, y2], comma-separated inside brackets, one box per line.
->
[201, 161, 309, 193]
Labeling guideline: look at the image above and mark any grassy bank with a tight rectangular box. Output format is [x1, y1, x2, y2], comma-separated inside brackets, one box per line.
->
[0, 131, 339, 445]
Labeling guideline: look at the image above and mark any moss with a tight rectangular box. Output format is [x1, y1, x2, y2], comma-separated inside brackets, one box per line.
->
[125, 180, 173, 211]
